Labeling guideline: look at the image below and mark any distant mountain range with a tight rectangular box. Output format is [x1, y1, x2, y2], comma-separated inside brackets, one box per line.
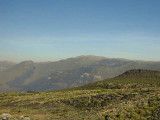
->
[0, 55, 160, 92]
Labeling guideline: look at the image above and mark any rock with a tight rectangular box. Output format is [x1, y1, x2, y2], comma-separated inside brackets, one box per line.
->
[27, 90, 39, 93]
[19, 116, 30, 120]
[0, 114, 30, 120]
[12, 118, 18, 120]
[0, 113, 12, 120]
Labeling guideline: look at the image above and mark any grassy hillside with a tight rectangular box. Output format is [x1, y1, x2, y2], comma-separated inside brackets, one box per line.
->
[0, 69, 160, 120]
[73, 69, 160, 90]
[0, 56, 160, 92]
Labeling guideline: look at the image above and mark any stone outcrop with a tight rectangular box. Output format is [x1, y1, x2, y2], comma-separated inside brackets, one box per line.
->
[0, 114, 30, 120]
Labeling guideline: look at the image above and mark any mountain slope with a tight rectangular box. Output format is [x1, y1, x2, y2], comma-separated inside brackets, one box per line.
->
[0, 61, 35, 91]
[0, 56, 160, 92]
[0, 61, 16, 72]
[72, 69, 160, 90]
[0, 56, 105, 91]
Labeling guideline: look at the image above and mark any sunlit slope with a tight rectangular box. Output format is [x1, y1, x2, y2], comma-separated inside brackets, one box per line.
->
[106, 69, 160, 84]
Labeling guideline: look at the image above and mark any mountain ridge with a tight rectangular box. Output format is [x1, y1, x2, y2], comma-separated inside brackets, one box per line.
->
[0, 56, 160, 92]
[68, 69, 160, 91]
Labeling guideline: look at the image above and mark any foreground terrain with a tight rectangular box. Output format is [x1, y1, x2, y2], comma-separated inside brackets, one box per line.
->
[0, 69, 160, 120]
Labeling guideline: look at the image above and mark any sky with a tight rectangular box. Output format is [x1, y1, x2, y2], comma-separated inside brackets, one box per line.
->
[0, 0, 160, 62]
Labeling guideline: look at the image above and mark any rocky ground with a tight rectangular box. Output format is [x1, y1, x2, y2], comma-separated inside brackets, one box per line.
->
[0, 113, 30, 120]
[0, 83, 160, 120]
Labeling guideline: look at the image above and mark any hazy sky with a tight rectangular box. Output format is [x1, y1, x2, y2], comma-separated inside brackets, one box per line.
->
[0, 0, 160, 62]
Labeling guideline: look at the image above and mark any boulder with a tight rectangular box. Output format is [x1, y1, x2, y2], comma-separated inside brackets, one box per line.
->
[0, 113, 12, 120]
[19, 116, 30, 120]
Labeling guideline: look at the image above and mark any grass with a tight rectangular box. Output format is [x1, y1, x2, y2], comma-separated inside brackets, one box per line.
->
[0, 84, 160, 120]
[0, 69, 160, 120]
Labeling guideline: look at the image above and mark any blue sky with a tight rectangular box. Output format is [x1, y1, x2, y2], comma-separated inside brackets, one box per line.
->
[0, 0, 160, 62]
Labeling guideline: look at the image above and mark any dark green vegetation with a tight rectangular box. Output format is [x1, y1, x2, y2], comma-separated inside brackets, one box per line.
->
[0, 56, 160, 92]
[0, 69, 160, 120]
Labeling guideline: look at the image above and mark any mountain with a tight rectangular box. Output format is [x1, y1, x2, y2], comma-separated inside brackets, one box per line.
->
[0, 69, 160, 120]
[0, 56, 160, 92]
[71, 69, 160, 90]
[0, 61, 16, 72]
